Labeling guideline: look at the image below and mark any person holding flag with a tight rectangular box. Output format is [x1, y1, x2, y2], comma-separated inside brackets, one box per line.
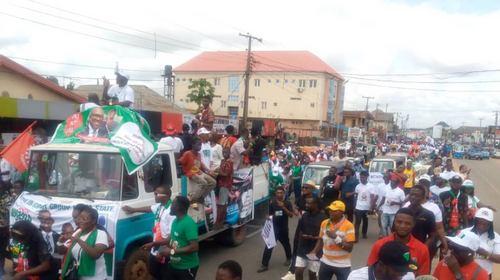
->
[122, 185, 175, 280]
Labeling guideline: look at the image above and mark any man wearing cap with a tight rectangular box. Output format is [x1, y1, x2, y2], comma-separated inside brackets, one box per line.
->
[197, 128, 214, 170]
[433, 230, 488, 280]
[368, 208, 430, 277]
[103, 71, 135, 109]
[295, 196, 326, 280]
[269, 168, 285, 198]
[193, 95, 214, 131]
[309, 201, 355, 280]
[429, 173, 450, 196]
[335, 168, 359, 223]
[348, 241, 420, 280]
[440, 175, 469, 237]
[160, 124, 184, 154]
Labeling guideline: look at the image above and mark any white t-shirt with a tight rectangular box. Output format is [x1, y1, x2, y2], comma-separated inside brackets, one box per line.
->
[79, 102, 98, 112]
[347, 266, 414, 280]
[211, 144, 223, 170]
[0, 158, 13, 182]
[355, 183, 376, 211]
[467, 195, 480, 210]
[404, 201, 442, 223]
[159, 137, 184, 153]
[461, 227, 500, 274]
[201, 142, 213, 169]
[375, 182, 390, 208]
[107, 84, 135, 109]
[441, 170, 457, 180]
[429, 185, 450, 196]
[381, 187, 405, 214]
[69, 229, 108, 280]
[150, 203, 175, 255]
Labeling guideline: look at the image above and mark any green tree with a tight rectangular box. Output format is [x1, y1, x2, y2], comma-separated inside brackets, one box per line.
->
[66, 81, 75, 90]
[187, 79, 215, 112]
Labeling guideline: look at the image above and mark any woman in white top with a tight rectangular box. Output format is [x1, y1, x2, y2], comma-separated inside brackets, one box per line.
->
[60, 206, 108, 280]
[210, 131, 223, 171]
[462, 208, 500, 277]
[461, 180, 496, 225]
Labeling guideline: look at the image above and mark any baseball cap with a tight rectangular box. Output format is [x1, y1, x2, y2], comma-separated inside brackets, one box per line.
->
[447, 230, 480, 252]
[302, 180, 316, 188]
[272, 169, 279, 177]
[326, 201, 345, 212]
[418, 174, 431, 183]
[475, 207, 494, 222]
[197, 127, 210, 135]
[378, 241, 420, 273]
[450, 175, 463, 183]
[462, 179, 474, 188]
[437, 173, 448, 180]
[115, 71, 130, 80]
[165, 123, 176, 135]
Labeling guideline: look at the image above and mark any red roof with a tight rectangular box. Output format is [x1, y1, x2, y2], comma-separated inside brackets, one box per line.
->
[0, 55, 86, 103]
[173, 51, 343, 80]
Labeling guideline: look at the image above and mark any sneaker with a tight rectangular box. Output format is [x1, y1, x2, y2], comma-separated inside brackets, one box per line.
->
[284, 258, 291, 266]
[257, 265, 268, 273]
[281, 271, 295, 280]
[362, 234, 368, 239]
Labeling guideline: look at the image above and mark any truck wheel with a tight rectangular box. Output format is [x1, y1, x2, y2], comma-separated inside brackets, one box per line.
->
[123, 247, 150, 280]
[228, 224, 247, 247]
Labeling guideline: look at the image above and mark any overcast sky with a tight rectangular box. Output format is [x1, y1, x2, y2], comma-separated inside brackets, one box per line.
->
[2, 0, 500, 128]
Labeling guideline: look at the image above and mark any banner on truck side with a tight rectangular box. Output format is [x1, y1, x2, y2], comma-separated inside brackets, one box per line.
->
[10, 193, 121, 279]
[50, 106, 158, 174]
[225, 168, 254, 227]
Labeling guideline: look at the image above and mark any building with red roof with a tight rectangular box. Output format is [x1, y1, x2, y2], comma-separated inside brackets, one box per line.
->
[173, 51, 346, 138]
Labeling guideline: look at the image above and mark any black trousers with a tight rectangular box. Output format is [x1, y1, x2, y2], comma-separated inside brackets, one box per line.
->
[343, 200, 354, 223]
[164, 262, 198, 280]
[262, 230, 292, 266]
[354, 209, 369, 237]
[318, 263, 351, 280]
[289, 222, 301, 273]
[149, 253, 168, 280]
[0, 227, 9, 275]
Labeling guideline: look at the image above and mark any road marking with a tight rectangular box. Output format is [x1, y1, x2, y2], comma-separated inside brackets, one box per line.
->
[245, 225, 263, 238]
[473, 166, 500, 196]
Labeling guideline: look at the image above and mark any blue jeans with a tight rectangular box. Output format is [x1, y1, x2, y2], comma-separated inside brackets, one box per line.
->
[381, 213, 395, 237]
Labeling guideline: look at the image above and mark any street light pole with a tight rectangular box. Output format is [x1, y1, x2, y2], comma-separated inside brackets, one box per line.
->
[336, 79, 349, 142]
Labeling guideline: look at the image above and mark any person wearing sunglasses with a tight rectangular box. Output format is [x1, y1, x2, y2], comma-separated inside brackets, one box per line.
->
[123, 185, 175, 280]
[433, 230, 488, 280]
[66, 204, 115, 251]
[10, 220, 59, 280]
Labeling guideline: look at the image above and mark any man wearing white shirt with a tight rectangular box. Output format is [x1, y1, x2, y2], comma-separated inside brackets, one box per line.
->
[159, 124, 184, 154]
[440, 160, 457, 180]
[198, 128, 213, 169]
[0, 157, 13, 185]
[429, 173, 450, 196]
[377, 176, 405, 237]
[78, 93, 100, 112]
[103, 71, 135, 109]
[354, 171, 376, 242]
[375, 173, 391, 238]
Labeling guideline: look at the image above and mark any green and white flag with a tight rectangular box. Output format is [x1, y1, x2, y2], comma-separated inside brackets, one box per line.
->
[51, 106, 158, 174]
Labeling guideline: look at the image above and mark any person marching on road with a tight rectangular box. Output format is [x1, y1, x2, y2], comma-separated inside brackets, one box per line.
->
[309, 201, 355, 280]
[403, 160, 416, 195]
[295, 196, 327, 280]
[374, 172, 392, 239]
[440, 175, 469, 237]
[318, 167, 340, 213]
[461, 180, 497, 226]
[405, 185, 436, 249]
[354, 171, 376, 242]
[377, 176, 405, 238]
[258, 186, 294, 273]
[123, 185, 175, 280]
[335, 168, 359, 223]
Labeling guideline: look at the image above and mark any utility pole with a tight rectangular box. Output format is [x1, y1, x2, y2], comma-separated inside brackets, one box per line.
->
[479, 118, 484, 128]
[385, 104, 389, 140]
[461, 122, 466, 136]
[362, 96, 375, 112]
[240, 33, 262, 127]
[494, 111, 500, 146]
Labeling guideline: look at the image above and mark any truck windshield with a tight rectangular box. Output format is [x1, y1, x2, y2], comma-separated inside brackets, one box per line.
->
[369, 161, 394, 173]
[26, 151, 125, 200]
[303, 166, 330, 186]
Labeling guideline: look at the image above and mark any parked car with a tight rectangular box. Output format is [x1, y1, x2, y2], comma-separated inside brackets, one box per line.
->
[493, 149, 500, 159]
[465, 148, 486, 160]
[482, 149, 490, 159]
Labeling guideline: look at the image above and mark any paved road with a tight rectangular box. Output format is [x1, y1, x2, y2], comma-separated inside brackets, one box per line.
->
[197, 158, 500, 280]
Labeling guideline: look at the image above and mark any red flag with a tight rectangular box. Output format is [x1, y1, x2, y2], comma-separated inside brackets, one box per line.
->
[0, 122, 36, 173]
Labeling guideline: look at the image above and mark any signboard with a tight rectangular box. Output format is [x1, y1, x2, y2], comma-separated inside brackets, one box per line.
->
[261, 218, 276, 249]
[183, 115, 239, 134]
[226, 168, 254, 227]
[368, 172, 384, 186]
[10, 193, 121, 279]
[51, 106, 158, 174]
[348, 127, 362, 139]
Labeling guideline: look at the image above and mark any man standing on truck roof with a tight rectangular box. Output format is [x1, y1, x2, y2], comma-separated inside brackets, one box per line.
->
[193, 95, 215, 131]
[123, 185, 175, 280]
[102, 71, 135, 109]
[159, 196, 200, 280]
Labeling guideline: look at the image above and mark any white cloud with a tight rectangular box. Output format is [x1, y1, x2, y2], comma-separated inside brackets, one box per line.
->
[1, 0, 500, 128]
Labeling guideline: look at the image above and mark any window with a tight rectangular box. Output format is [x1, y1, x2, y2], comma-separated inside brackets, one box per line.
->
[189, 78, 192, 82]
[268, 79, 272, 83]
[214, 95, 221, 98]
[299, 79, 306, 87]
[228, 95, 239, 102]
[182, 78, 186, 81]
[214, 78, 221, 86]
[309, 79, 317, 88]
[221, 101, 226, 108]
[274, 102, 278, 106]
[176, 78, 180, 82]
[229, 76, 240, 92]
[261, 102, 267, 109]
[310, 103, 315, 108]
[352, 120, 356, 127]
[276, 79, 280, 83]
[143, 154, 173, 192]
[291, 97, 302, 100]
[254, 79, 260, 87]
[28, 94, 33, 100]
[292, 79, 296, 83]
[292, 121, 303, 124]
[186, 99, 190, 103]
[228, 106, 239, 116]
[241, 101, 245, 108]
[285, 79, 288, 83]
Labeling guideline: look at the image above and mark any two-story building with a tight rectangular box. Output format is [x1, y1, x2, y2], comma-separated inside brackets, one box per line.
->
[173, 51, 345, 138]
